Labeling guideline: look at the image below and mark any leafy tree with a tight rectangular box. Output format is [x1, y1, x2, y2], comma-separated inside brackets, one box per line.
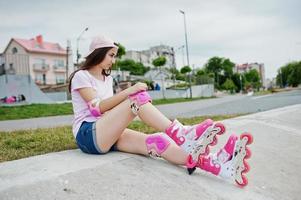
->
[204, 57, 235, 89]
[195, 69, 214, 85]
[196, 69, 205, 76]
[152, 56, 166, 67]
[115, 59, 149, 75]
[169, 67, 180, 81]
[288, 62, 301, 87]
[116, 43, 126, 59]
[176, 73, 186, 81]
[222, 78, 237, 93]
[244, 69, 261, 90]
[180, 66, 192, 74]
[222, 58, 235, 78]
[277, 61, 301, 87]
[232, 73, 245, 93]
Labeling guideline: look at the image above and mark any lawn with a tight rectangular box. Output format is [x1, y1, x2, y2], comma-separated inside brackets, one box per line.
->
[0, 96, 214, 121]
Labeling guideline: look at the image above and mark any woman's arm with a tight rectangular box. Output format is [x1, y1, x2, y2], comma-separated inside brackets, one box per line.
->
[78, 82, 148, 113]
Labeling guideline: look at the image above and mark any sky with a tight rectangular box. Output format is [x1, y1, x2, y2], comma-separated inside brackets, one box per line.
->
[0, 0, 300, 79]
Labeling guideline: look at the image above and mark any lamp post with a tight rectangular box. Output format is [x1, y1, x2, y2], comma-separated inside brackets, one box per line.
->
[179, 10, 192, 98]
[76, 27, 89, 68]
[240, 74, 242, 93]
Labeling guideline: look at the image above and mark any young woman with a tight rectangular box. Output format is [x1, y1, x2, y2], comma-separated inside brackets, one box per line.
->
[68, 35, 252, 187]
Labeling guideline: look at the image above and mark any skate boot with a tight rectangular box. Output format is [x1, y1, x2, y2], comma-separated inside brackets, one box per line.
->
[196, 133, 253, 187]
[165, 119, 225, 170]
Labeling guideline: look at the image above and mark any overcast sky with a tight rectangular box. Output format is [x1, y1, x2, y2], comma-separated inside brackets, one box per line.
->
[0, 0, 300, 79]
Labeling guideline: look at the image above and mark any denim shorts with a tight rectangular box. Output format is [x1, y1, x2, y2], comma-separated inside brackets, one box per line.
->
[76, 121, 118, 154]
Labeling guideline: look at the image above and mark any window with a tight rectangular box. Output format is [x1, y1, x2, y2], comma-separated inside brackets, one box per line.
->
[34, 58, 46, 64]
[35, 74, 43, 84]
[53, 60, 64, 68]
[56, 74, 65, 84]
[12, 47, 18, 54]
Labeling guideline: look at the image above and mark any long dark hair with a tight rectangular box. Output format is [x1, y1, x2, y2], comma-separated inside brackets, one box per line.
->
[68, 47, 113, 92]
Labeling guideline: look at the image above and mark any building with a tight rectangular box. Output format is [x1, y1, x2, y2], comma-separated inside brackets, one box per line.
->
[122, 44, 176, 69]
[235, 62, 266, 87]
[1, 35, 73, 85]
[0, 53, 4, 74]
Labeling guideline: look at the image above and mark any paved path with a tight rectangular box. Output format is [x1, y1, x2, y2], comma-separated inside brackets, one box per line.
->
[1, 90, 301, 131]
[0, 104, 301, 200]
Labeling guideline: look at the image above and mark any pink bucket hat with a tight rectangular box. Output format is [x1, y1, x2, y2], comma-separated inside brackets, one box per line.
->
[86, 35, 118, 57]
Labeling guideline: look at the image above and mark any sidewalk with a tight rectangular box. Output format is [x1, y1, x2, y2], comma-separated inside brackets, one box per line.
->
[0, 104, 300, 200]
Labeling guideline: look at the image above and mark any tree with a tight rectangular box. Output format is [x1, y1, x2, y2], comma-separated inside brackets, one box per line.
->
[277, 61, 301, 87]
[152, 56, 167, 98]
[116, 43, 126, 59]
[232, 73, 245, 93]
[115, 59, 149, 75]
[152, 56, 166, 67]
[204, 57, 235, 89]
[222, 78, 237, 93]
[244, 69, 261, 90]
[180, 65, 192, 74]
[288, 62, 301, 87]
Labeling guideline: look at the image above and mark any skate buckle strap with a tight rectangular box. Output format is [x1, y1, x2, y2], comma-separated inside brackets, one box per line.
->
[165, 120, 186, 145]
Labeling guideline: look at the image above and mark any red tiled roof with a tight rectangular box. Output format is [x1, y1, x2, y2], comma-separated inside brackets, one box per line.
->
[12, 36, 66, 55]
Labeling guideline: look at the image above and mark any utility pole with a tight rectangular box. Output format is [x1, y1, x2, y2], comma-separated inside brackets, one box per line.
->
[180, 10, 192, 98]
[76, 27, 89, 68]
[66, 40, 70, 83]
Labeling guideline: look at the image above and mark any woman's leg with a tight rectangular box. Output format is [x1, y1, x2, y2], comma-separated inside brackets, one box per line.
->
[116, 128, 187, 165]
[95, 99, 172, 152]
[137, 103, 172, 131]
[95, 99, 136, 152]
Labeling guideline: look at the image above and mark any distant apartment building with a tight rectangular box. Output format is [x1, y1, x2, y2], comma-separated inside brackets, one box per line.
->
[0, 53, 4, 74]
[122, 45, 176, 68]
[235, 62, 266, 87]
[1, 35, 73, 85]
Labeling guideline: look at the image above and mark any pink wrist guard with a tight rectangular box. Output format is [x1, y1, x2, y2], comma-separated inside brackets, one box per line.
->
[129, 90, 152, 115]
[87, 98, 102, 117]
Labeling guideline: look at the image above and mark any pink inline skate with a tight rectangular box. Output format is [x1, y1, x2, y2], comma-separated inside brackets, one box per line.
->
[165, 119, 225, 172]
[196, 133, 253, 187]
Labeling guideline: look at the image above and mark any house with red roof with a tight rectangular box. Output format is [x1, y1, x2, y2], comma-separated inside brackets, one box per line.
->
[1, 35, 73, 85]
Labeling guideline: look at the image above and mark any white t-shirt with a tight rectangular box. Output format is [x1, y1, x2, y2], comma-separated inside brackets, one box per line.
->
[71, 70, 113, 137]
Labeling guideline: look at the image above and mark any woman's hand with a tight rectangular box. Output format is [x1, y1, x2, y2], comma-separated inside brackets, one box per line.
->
[126, 82, 148, 95]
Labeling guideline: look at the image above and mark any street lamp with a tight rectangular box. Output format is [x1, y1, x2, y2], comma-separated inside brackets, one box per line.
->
[177, 45, 185, 67]
[240, 74, 242, 93]
[76, 27, 89, 67]
[179, 10, 192, 98]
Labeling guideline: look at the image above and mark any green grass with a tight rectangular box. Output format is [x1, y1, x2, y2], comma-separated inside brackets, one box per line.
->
[253, 90, 272, 96]
[0, 97, 214, 121]
[0, 103, 73, 121]
[152, 96, 214, 105]
[0, 126, 76, 162]
[0, 114, 241, 162]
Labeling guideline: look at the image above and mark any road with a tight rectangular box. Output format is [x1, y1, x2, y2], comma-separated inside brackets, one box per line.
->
[158, 89, 301, 118]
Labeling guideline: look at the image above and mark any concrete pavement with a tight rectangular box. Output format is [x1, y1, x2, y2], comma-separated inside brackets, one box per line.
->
[1, 104, 300, 200]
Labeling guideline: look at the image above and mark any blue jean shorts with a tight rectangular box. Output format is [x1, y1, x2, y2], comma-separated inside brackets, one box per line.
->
[76, 121, 118, 154]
